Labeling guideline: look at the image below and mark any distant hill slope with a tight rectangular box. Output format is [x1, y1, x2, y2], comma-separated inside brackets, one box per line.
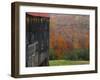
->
[49, 14, 89, 59]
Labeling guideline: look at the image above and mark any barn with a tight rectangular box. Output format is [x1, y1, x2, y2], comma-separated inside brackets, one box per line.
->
[26, 12, 50, 67]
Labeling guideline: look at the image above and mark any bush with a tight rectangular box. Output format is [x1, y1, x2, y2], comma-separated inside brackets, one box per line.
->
[78, 48, 89, 60]
[63, 48, 89, 61]
[49, 48, 57, 60]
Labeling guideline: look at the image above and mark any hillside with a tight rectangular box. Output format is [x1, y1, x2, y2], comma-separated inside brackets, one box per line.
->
[49, 14, 89, 59]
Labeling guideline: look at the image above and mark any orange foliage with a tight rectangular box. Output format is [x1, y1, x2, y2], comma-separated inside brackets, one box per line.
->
[85, 32, 89, 48]
[50, 32, 55, 48]
[50, 31, 89, 59]
[72, 31, 81, 49]
[54, 33, 66, 59]
[49, 15, 89, 59]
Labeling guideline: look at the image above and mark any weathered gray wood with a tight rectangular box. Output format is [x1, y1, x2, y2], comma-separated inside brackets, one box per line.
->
[26, 14, 49, 67]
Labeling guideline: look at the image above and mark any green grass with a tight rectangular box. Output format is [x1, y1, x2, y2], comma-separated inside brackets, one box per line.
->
[49, 60, 89, 66]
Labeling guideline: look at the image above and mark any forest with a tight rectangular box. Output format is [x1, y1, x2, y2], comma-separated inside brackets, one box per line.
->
[49, 14, 90, 66]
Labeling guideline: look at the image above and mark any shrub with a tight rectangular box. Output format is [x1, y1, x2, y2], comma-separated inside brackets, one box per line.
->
[49, 48, 57, 60]
[63, 48, 89, 61]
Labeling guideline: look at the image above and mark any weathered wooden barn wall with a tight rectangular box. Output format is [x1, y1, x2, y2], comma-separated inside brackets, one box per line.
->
[26, 13, 49, 67]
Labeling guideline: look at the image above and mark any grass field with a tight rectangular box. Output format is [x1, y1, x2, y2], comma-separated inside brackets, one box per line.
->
[49, 60, 89, 66]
